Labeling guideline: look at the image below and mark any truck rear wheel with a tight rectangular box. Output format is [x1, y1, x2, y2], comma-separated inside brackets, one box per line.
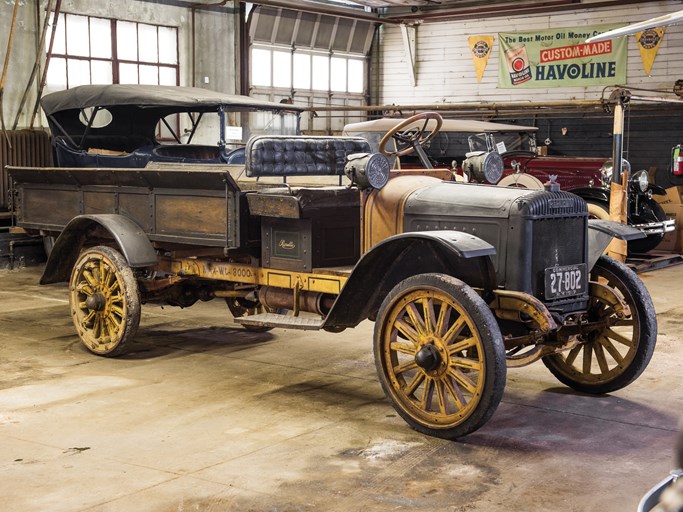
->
[374, 274, 506, 439]
[542, 256, 656, 394]
[69, 245, 140, 356]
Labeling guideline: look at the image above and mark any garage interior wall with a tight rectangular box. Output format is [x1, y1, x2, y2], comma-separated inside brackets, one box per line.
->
[373, 1, 683, 179]
[376, 0, 682, 104]
[0, 0, 240, 130]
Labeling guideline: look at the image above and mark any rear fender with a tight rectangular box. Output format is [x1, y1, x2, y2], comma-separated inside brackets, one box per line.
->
[587, 220, 644, 270]
[41, 214, 157, 284]
[322, 231, 496, 329]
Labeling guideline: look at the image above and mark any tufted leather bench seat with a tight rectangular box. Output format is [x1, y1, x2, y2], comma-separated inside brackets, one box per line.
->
[245, 135, 371, 177]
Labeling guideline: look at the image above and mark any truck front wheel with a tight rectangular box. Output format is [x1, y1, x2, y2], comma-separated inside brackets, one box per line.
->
[69, 245, 141, 356]
[374, 273, 506, 439]
[542, 256, 656, 394]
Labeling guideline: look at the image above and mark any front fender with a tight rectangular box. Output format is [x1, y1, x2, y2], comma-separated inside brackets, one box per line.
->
[648, 184, 667, 196]
[587, 220, 644, 270]
[41, 214, 157, 284]
[571, 187, 610, 203]
[322, 231, 496, 329]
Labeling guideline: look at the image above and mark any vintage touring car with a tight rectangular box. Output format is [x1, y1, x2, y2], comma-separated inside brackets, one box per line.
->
[41, 84, 302, 168]
[344, 116, 674, 254]
[9, 88, 657, 439]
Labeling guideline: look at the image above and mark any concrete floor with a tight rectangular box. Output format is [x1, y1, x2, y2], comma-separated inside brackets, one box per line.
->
[1, 264, 682, 512]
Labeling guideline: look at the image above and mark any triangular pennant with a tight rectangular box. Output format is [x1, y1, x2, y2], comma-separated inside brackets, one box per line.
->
[635, 27, 665, 76]
[468, 36, 494, 82]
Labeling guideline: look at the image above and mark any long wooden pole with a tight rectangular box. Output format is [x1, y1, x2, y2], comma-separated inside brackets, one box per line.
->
[607, 91, 628, 262]
[12, 0, 56, 130]
[29, 0, 62, 128]
[0, 0, 22, 145]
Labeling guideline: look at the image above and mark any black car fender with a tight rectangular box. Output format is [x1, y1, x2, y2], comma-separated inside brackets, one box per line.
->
[649, 183, 667, 196]
[41, 214, 157, 284]
[322, 231, 497, 330]
[587, 220, 645, 269]
[570, 187, 610, 204]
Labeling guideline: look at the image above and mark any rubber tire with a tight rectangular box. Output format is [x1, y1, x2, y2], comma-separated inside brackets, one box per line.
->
[374, 273, 506, 439]
[585, 199, 610, 221]
[542, 256, 657, 394]
[497, 173, 544, 189]
[69, 245, 141, 357]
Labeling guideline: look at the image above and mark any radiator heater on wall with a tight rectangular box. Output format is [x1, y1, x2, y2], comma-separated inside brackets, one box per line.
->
[0, 130, 52, 214]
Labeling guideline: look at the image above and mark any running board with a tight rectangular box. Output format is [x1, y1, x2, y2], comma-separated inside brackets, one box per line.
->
[235, 313, 323, 331]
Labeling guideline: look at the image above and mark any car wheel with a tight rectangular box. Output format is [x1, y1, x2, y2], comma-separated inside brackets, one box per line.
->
[374, 273, 506, 439]
[542, 256, 656, 394]
[585, 199, 610, 220]
[69, 245, 141, 356]
[497, 173, 544, 189]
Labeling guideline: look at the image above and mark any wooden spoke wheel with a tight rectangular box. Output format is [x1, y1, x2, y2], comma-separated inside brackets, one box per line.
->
[543, 256, 657, 394]
[226, 295, 276, 333]
[374, 274, 506, 439]
[69, 246, 140, 356]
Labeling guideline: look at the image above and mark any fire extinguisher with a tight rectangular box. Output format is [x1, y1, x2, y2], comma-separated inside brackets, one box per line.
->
[674, 145, 683, 176]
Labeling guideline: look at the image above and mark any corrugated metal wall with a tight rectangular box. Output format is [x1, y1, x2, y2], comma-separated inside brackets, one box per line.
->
[376, 1, 682, 104]
[0, 130, 53, 212]
[488, 108, 683, 182]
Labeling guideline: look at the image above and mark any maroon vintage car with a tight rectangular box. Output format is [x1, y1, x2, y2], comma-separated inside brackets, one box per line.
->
[343, 116, 673, 253]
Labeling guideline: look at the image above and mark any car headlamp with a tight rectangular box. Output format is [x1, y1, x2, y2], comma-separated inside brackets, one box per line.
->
[344, 152, 391, 190]
[599, 158, 631, 187]
[462, 151, 504, 184]
[631, 169, 649, 192]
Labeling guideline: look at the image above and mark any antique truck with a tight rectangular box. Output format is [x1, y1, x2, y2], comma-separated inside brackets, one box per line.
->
[9, 87, 657, 439]
[344, 116, 674, 254]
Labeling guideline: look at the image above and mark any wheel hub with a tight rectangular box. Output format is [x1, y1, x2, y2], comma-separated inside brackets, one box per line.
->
[415, 344, 443, 372]
[85, 292, 107, 311]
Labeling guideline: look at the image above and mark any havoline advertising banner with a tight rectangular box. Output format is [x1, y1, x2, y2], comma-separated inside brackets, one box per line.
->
[498, 25, 627, 88]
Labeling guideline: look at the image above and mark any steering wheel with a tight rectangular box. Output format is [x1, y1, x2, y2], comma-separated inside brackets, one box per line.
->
[378, 112, 443, 158]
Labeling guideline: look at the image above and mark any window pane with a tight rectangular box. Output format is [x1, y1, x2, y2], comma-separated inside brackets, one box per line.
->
[293, 53, 311, 89]
[46, 57, 67, 89]
[272, 51, 291, 88]
[158, 26, 177, 64]
[251, 49, 271, 87]
[138, 23, 158, 63]
[90, 18, 111, 58]
[159, 66, 177, 86]
[67, 58, 91, 87]
[348, 59, 364, 93]
[311, 55, 329, 91]
[119, 63, 138, 84]
[117, 21, 138, 60]
[66, 14, 90, 57]
[139, 65, 158, 85]
[330, 57, 347, 92]
[91, 60, 113, 84]
[50, 13, 66, 54]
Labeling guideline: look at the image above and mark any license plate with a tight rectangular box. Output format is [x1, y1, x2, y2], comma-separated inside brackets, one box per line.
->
[544, 263, 587, 300]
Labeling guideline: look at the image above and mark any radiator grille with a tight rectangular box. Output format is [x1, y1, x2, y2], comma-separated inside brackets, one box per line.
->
[1, 130, 52, 211]
[519, 190, 588, 218]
